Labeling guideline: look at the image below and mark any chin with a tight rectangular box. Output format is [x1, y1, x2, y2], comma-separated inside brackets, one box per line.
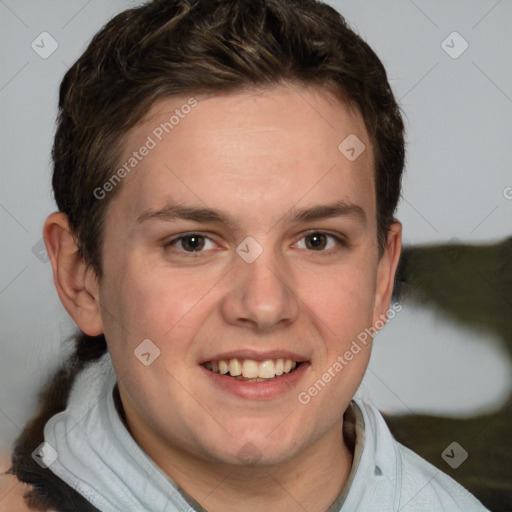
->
[195, 428, 306, 468]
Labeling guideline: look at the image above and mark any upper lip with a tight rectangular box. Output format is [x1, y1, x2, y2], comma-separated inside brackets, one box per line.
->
[200, 349, 309, 364]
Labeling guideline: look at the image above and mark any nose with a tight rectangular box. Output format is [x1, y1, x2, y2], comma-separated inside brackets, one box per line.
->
[220, 244, 300, 333]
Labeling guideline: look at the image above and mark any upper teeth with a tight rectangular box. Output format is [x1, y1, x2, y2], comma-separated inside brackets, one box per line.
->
[204, 358, 298, 379]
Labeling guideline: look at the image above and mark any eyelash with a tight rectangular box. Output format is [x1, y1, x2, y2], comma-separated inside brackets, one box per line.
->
[164, 230, 347, 256]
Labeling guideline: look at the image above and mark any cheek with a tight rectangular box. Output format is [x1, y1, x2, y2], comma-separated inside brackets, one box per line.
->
[100, 261, 215, 359]
[98, 264, 170, 362]
[302, 259, 377, 342]
[100, 267, 202, 409]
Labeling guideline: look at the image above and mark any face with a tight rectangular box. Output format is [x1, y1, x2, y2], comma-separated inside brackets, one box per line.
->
[90, 84, 398, 467]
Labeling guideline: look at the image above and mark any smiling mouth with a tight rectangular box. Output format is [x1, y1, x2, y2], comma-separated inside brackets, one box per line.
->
[202, 358, 303, 382]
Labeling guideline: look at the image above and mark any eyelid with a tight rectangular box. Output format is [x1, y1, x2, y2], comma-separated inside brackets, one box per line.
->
[292, 230, 348, 253]
[297, 229, 347, 243]
[164, 232, 218, 252]
[163, 229, 348, 255]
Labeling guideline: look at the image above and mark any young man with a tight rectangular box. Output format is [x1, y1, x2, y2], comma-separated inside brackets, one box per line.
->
[6, 0, 489, 510]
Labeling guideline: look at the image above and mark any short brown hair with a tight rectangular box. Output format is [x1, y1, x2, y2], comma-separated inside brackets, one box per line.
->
[53, 0, 405, 279]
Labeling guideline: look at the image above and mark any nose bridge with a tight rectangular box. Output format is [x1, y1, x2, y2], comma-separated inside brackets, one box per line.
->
[221, 237, 300, 331]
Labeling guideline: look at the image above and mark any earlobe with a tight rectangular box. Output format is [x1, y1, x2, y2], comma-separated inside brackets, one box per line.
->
[373, 221, 402, 325]
[43, 212, 104, 336]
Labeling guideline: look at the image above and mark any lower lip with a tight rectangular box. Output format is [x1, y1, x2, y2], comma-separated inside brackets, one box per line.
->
[200, 363, 310, 400]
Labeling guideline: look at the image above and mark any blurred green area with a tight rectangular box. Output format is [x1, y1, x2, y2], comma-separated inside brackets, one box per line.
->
[385, 237, 512, 511]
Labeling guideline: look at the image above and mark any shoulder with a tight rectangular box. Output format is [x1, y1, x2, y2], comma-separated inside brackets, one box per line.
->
[347, 399, 489, 511]
[395, 441, 488, 511]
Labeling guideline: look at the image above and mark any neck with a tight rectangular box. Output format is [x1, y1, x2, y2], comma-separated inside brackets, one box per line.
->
[132, 417, 353, 512]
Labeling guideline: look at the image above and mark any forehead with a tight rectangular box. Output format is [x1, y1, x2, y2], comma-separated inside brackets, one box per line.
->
[110, 84, 375, 226]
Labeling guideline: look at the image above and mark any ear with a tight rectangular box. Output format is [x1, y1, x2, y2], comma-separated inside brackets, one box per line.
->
[372, 220, 402, 325]
[43, 212, 104, 336]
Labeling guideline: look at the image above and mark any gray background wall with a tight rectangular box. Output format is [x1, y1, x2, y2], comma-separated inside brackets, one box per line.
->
[1, 0, 511, 452]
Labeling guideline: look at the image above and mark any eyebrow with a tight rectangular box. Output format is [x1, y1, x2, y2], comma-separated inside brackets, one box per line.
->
[136, 204, 233, 226]
[286, 200, 366, 225]
[136, 200, 366, 227]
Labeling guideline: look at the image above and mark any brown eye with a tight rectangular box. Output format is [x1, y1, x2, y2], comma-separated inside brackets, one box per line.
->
[305, 232, 328, 250]
[295, 231, 345, 253]
[166, 233, 214, 253]
[179, 234, 206, 252]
